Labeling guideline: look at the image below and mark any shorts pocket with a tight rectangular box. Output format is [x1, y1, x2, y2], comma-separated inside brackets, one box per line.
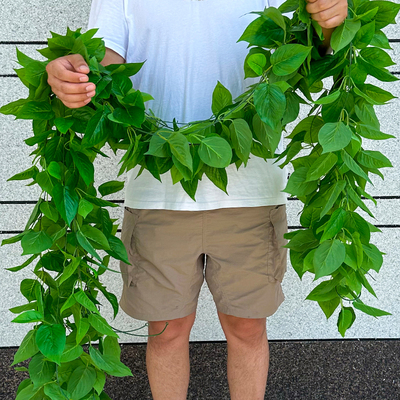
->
[120, 207, 141, 287]
[269, 204, 288, 282]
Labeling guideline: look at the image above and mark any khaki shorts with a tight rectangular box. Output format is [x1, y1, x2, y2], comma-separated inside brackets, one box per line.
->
[119, 205, 288, 321]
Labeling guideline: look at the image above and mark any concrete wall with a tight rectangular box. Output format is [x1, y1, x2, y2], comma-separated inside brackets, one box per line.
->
[0, 0, 399, 346]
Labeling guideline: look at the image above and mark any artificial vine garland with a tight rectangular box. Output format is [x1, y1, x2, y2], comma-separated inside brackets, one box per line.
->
[1, 0, 399, 398]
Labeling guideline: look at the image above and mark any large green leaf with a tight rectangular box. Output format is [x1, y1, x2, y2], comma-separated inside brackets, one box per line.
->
[318, 122, 353, 153]
[16, 101, 54, 120]
[270, 44, 312, 75]
[229, 119, 253, 165]
[28, 353, 56, 388]
[21, 231, 53, 255]
[83, 109, 108, 147]
[81, 225, 110, 250]
[305, 153, 338, 182]
[67, 364, 97, 400]
[89, 346, 133, 377]
[337, 306, 356, 337]
[12, 329, 39, 366]
[88, 314, 118, 338]
[71, 151, 95, 186]
[74, 289, 99, 314]
[168, 132, 193, 172]
[252, 113, 282, 154]
[35, 324, 66, 365]
[53, 184, 79, 226]
[313, 239, 346, 280]
[98, 180, 125, 197]
[254, 82, 286, 129]
[212, 81, 233, 115]
[44, 383, 72, 400]
[198, 136, 232, 168]
[330, 19, 361, 52]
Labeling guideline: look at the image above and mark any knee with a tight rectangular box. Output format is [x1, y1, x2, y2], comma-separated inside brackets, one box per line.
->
[148, 311, 196, 345]
[219, 313, 266, 345]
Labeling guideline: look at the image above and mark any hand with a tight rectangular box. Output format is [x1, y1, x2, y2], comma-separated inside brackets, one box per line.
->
[306, 0, 348, 29]
[46, 54, 96, 109]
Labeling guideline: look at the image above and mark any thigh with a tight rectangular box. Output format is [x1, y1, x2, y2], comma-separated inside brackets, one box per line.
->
[204, 205, 288, 319]
[119, 207, 205, 322]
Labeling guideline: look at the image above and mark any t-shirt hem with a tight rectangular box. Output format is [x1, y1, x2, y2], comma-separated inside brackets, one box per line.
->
[123, 196, 288, 211]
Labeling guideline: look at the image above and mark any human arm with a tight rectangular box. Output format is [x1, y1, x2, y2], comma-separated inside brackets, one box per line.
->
[46, 47, 125, 109]
[305, 0, 349, 55]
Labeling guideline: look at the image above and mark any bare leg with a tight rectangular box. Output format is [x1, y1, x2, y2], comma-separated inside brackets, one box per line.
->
[146, 311, 196, 400]
[218, 311, 269, 400]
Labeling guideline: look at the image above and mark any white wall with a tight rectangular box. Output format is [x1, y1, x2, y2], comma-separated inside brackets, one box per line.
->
[0, 0, 399, 346]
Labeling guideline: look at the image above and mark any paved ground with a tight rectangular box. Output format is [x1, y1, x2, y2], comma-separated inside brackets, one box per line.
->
[1, 340, 399, 399]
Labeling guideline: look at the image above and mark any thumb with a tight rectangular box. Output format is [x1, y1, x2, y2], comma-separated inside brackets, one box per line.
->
[66, 53, 90, 74]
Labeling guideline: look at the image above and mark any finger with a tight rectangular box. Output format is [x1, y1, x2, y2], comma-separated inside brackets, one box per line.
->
[52, 88, 96, 104]
[66, 54, 90, 75]
[306, 0, 340, 14]
[48, 77, 96, 95]
[316, 14, 344, 29]
[62, 98, 93, 109]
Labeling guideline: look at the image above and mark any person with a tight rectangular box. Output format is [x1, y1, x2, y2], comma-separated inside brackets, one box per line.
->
[46, 0, 348, 398]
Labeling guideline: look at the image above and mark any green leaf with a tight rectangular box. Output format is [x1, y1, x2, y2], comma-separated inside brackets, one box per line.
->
[346, 184, 374, 219]
[12, 310, 43, 324]
[89, 346, 133, 377]
[74, 290, 99, 314]
[71, 151, 95, 186]
[21, 230, 53, 255]
[88, 314, 118, 338]
[78, 198, 94, 218]
[0, 98, 28, 116]
[106, 235, 130, 265]
[247, 53, 267, 76]
[353, 300, 392, 318]
[35, 324, 66, 365]
[357, 150, 392, 169]
[83, 109, 108, 147]
[362, 243, 383, 273]
[252, 114, 282, 154]
[314, 90, 341, 105]
[28, 353, 56, 388]
[167, 132, 193, 172]
[20, 279, 41, 302]
[16, 101, 55, 120]
[54, 117, 74, 134]
[98, 180, 125, 197]
[67, 364, 97, 400]
[203, 165, 228, 194]
[254, 82, 286, 130]
[212, 81, 233, 115]
[357, 1, 400, 30]
[93, 370, 106, 395]
[76, 230, 102, 261]
[103, 336, 121, 360]
[53, 184, 79, 226]
[341, 150, 372, 184]
[48, 161, 62, 180]
[356, 124, 394, 140]
[283, 167, 318, 197]
[319, 208, 347, 242]
[81, 225, 110, 250]
[44, 383, 72, 400]
[15, 383, 42, 400]
[59, 256, 81, 285]
[198, 136, 232, 168]
[60, 343, 84, 363]
[110, 106, 145, 128]
[60, 293, 77, 314]
[318, 122, 353, 153]
[330, 19, 361, 52]
[354, 84, 396, 105]
[270, 44, 312, 76]
[353, 20, 376, 49]
[313, 240, 346, 280]
[12, 330, 39, 366]
[7, 254, 39, 272]
[76, 318, 90, 345]
[7, 166, 38, 181]
[229, 119, 253, 165]
[40, 202, 59, 223]
[318, 297, 341, 320]
[360, 47, 395, 68]
[305, 153, 338, 182]
[370, 30, 392, 49]
[337, 306, 356, 337]
[319, 180, 347, 218]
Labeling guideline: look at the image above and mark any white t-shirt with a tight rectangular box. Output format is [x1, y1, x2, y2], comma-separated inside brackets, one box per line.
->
[88, 0, 288, 211]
